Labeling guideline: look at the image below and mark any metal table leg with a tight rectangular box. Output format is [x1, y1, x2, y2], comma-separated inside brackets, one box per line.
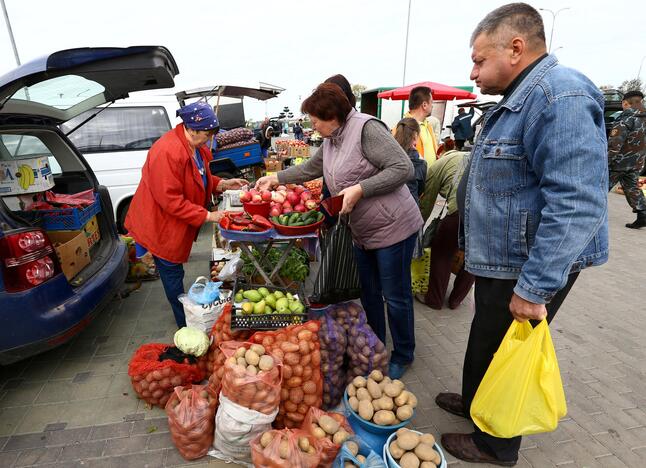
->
[237, 241, 274, 286]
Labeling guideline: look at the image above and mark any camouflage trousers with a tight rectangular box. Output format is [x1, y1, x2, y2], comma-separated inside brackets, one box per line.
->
[609, 169, 646, 212]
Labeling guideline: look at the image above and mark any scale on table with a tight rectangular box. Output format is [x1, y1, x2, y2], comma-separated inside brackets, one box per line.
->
[223, 190, 243, 208]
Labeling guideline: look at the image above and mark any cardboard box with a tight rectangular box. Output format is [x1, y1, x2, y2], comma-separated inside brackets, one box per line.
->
[264, 159, 283, 172]
[47, 230, 90, 280]
[0, 156, 55, 195]
[51, 215, 101, 250]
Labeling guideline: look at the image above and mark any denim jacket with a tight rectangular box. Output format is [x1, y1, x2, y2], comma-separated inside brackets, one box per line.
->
[462, 55, 609, 304]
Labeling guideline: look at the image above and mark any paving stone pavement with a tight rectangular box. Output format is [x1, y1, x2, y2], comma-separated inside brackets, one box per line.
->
[0, 192, 644, 467]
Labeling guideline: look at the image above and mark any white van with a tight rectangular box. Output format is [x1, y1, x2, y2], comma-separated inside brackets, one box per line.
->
[59, 93, 181, 232]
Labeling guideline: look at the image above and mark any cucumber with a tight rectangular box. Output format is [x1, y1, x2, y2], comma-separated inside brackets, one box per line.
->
[288, 213, 301, 225]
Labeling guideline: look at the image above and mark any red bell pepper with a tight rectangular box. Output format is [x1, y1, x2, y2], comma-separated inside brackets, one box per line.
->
[251, 215, 272, 229]
[220, 217, 231, 230]
[234, 217, 252, 226]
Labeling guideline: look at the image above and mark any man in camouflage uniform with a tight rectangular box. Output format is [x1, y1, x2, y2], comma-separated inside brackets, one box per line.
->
[608, 90, 646, 229]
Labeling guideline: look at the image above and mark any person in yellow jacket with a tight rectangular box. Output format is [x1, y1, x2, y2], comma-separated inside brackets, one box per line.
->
[403, 86, 438, 163]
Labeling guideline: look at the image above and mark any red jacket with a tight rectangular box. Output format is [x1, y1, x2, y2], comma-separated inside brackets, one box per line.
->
[125, 124, 221, 263]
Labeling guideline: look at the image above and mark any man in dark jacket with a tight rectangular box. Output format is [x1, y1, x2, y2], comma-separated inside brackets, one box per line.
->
[451, 108, 475, 150]
[608, 90, 646, 228]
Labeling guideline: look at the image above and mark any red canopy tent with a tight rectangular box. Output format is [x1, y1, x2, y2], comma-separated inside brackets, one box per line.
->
[377, 81, 477, 101]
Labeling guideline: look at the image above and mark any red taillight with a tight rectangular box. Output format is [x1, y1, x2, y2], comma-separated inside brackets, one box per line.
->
[1, 229, 60, 292]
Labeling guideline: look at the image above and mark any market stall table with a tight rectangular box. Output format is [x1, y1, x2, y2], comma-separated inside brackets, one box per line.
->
[219, 228, 318, 286]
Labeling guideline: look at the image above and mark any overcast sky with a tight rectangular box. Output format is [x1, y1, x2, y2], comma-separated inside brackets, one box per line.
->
[0, 0, 644, 119]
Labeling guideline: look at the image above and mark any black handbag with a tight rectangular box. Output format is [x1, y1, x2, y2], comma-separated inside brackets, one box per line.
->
[422, 199, 447, 249]
[311, 215, 362, 304]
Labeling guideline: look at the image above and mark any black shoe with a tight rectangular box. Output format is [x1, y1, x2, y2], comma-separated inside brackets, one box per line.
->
[435, 392, 467, 418]
[626, 212, 646, 229]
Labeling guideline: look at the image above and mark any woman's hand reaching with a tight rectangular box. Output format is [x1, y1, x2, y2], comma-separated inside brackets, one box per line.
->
[255, 174, 279, 192]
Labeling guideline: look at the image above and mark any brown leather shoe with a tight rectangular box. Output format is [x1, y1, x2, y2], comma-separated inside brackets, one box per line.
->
[441, 433, 517, 466]
[435, 392, 466, 418]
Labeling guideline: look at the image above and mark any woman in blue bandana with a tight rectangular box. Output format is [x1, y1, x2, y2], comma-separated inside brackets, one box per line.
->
[125, 102, 246, 327]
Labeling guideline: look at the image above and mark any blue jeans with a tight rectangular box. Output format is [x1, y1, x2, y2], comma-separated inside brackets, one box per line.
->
[153, 256, 186, 328]
[353, 233, 417, 365]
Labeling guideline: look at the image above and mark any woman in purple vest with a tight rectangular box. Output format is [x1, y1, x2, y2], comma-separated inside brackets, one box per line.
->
[256, 83, 423, 378]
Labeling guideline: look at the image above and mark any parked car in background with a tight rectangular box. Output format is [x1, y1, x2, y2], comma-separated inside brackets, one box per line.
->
[0, 46, 179, 364]
[602, 88, 624, 137]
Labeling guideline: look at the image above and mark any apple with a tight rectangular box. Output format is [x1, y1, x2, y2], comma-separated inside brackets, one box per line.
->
[305, 200, 318, 210]
[282, 200, 293, 211]
[276, 185, 287, 192]
[273, 192, 285, 204]
[249, 189, 259, 197]
[300, 191, 312, 202]
[294, 203, 307, 213]
[269, 207, 282, 217]
[239, 191, 251, 203]
[283, 207, 293, 215]
[287, 192, 300, 206]
[252, 194, 263, 203]
[294, 185, 305, 195]
[261, 190, 272, 202]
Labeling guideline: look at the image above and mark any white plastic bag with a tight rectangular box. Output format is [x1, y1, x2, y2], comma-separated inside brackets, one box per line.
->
[209, 393, 278, 466]
[178, 289, 232, 333]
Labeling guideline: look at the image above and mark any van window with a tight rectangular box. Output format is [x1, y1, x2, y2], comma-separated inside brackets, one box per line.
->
[60, 106, 171, 153]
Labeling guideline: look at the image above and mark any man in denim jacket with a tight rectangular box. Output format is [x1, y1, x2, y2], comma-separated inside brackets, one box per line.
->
[435, 3, 609, 466]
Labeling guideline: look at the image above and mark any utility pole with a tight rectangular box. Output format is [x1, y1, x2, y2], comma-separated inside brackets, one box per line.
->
[637, 56, 646, 79]
[402, 0, 412, 86]
[1, 0, 21, 66]
[539, 7, 570, 53]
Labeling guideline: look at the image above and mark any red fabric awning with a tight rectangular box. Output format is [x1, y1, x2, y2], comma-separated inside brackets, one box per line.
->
[377, 81, 477, 101]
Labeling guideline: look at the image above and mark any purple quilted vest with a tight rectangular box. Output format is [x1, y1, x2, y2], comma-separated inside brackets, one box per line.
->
[322, 110, 423, 249]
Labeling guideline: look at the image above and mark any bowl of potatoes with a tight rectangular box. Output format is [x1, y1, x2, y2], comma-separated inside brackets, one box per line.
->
[343, 370, 417, 434]
[384, 428, 447, 468]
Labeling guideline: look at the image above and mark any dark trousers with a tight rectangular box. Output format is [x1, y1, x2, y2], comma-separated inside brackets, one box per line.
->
[153, 256, 186, 328]
[463, 273, 579, 462]
[609, 169, 646, 212]
[423, 212, 475, 309]
[353, 233, 417, 365]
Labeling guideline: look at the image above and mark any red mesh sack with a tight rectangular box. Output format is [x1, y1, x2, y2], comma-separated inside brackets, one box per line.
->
[220, 341, 282, 414]
[250, 321, 323, 428]
[204, 303, 253, 390]
[128, 344, 205, 408]
[301, 408, 353, 467]
[251, 429, 322, 468]
[165, 384, 219, 460]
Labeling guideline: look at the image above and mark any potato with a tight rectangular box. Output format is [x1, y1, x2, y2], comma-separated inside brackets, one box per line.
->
[333, 430, 350, 445]
[260, 431, 274, 448]
[373, 410, 396, 426]
[346, 440, 359, 456]
[312, 426, 327, 439]
[394, 390, 411, 407]
[384, 382, 404, 398]
[420, 462, 437, 468]
[369, 370, 384, 382]
[389, 440, 405, 459]
[279, 439, 289, 459]
[397, 404, 414, 421]
[235, 346, 246, 359]
[245, 349, 260, 366]
[358, 399, 375, 420]
[319, 414, 340, 435]
[396, 430, 420, 450]
[347, 383, 357, 397]
[246, 364, 258, 375]
[357, 454, 366, 464]
[258, 355, 274, 371]
[367, 379, 382, 399]
[356, 388, 371, 401]
[250, 343, 265, 356]
[352, 376, 367, 388]
[373, 396, 394, 411]
[236, 357, 247, 367]
[298, 436, 310, 452]
[348, 396, 359, 411]
[379, 376, 392, 391]
[414, 443, 437, 462]
[419, 433, 436, 447]
[408, 392, 418, 409]
[400, 452, 421, 468]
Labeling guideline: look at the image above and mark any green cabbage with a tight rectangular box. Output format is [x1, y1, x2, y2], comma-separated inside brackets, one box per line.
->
[174, 327, 210, 357]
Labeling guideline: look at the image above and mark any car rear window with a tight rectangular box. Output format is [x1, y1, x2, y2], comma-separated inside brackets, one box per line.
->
[60, 106, 171, 153]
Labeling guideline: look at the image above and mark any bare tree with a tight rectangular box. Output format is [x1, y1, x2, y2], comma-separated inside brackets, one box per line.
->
[619, 78, 644, 94]
[352, 84, 367, 102]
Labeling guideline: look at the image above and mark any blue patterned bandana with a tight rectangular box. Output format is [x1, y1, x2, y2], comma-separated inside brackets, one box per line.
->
[176, 101, 219, 131]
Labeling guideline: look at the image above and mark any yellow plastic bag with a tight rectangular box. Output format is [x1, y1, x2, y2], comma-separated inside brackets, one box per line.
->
[470, 319, 566, 438]
[411, 248, 431, 294]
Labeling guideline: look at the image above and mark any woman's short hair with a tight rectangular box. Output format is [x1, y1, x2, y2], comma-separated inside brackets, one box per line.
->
[324, 74, 357, 108]
[301, 83, 352, 124]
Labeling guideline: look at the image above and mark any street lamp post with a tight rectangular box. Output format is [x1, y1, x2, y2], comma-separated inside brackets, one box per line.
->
[1, 0, 21, 66]
[539, 7, 570, 53]
[402, 0, 412, 86]
[637, 55, 646, 79]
